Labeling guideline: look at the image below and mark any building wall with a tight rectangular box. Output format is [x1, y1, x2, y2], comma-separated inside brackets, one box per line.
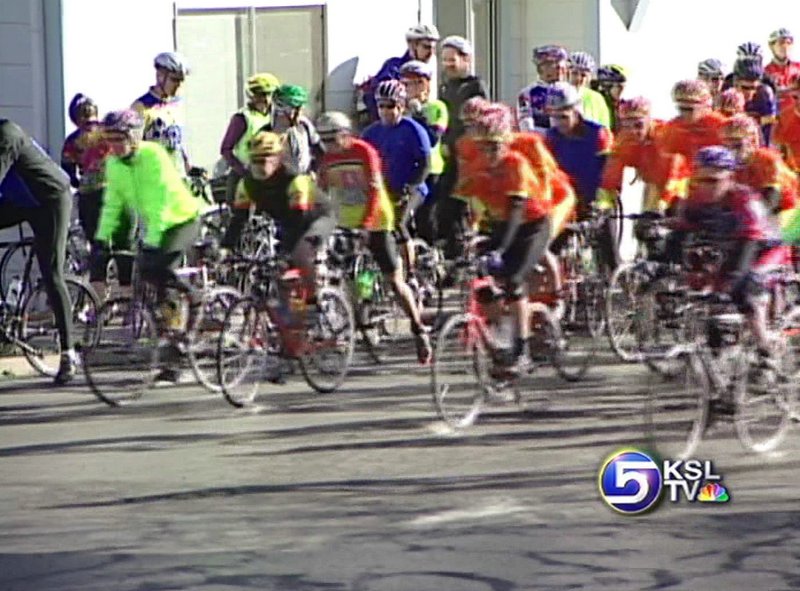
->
[0, 0, 49, 148]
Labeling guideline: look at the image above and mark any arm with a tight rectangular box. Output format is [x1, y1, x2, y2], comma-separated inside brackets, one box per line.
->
[220, 113, 249, 176]
[405, 122, 432, 189]
[0, 121, 25, 184]
[60, 136, 81, 189]
[496, 196, 525, 253]
[360, 146, 387, 230]
[221, 180, 251, 248]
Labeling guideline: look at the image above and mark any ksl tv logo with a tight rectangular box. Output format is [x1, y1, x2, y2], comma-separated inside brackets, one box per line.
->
[598, 448, 731, 514]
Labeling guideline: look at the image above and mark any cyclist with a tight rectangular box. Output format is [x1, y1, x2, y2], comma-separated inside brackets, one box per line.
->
[592, 64, 627, 131]
[272, 84, 324, 175]
[722, 114, 798, 224]
[131, 52, 192, 174]
[96, 110, 203, 381]
[399, 60, 449, 245]
[600, 97, 688, 257]
[316, 111, 432, 364]
[773, 76, 800, 172]
[517, 45, 569, 132]
[220, 72, 280, 202]
[438, 36, 488, 259]
[657, 79, 726, 167]
[364, 24, 440, 122]
[0, 119, 78, 384]
[698, 59, 726, 107]
[732, 57, 778, 146]
[765, 28, 800, 112]
[362, 79, 431, 275]
[454, 103, 552, 374]
[568, 51, 611, 128]
[543, 82, 619, 274]
[220, 131, 334, 295]
[718, 88, 746, 118]
[667, 146, 785, 370]
[61, 93, 114, 295]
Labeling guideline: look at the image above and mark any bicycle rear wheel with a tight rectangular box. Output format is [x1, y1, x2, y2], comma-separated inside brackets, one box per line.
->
[187, 285, 241, 393]
[82, 298, 159, 406]
[299, 287, 355, 393]
[20, 277, 100, 377]
[643, 350, 709, 460]
[431, 312, 489, 428]
[606, 262, 646, 362]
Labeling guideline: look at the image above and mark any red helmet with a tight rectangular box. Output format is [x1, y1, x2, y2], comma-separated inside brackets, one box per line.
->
[474, 103, 512, 141]
[718, 88, 745, 114]
[617, 97, 651, 119]
[672, 79, 712, 106]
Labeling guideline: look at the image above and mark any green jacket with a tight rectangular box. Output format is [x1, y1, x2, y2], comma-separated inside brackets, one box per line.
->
[96, 141, 201, 248]
[578, 87, 612, 129]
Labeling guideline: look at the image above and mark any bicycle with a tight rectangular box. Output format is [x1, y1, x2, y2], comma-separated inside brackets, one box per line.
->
[216, 236, 355, 407]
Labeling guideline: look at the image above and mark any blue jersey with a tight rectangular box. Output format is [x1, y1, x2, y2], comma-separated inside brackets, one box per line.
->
[362, 116, 431, 198]
[364, 51, 414, 121]
[546, 119, 612, 206]
[744, 84, 778, 146]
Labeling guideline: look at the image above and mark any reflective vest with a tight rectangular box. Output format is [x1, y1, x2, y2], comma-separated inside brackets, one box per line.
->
[233, 107, 272, 164]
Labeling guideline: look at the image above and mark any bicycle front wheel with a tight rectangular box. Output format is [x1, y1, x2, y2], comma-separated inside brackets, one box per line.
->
[82, 298, 159, 406]
[299, 287, 356, 393]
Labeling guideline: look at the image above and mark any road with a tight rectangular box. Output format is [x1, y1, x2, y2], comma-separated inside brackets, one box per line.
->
[0, 342, 798, 591]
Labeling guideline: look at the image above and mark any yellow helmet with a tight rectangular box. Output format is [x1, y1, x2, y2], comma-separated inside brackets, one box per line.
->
[246, 73, 280, 97]
[249, 131, 284, 157]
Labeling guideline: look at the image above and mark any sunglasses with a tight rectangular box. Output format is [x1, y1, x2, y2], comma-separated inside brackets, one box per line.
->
[702, 75, 724, 83]
[550, 113, 572, 121]
[418, 42, 436, 51]
[694, 176, 725, 186]
[677, 105, 698, 112]
[621, 120, 647, 129]
[377, 101, 398, 109]
[167, 74, 184, 83]
[736, 83, 759, 92]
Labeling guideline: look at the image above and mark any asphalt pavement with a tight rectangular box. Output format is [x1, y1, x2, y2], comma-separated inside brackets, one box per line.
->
[0, 342, 799, 591]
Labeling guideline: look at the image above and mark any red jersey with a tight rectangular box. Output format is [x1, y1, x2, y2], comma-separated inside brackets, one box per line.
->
[773, 106, 800, 172]
[765, 60, 800, 112]
[656, 112, 726, 168]
[735, 147, 799, 212]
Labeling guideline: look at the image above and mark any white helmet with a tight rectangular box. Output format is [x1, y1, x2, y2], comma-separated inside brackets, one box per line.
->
[399, 60, 433, 79]
[546, 82, 581, 111]
[441, 35, 473, 56]
[154, 52, 190, 77]
[406, 24, 440, 42]
[315, 111, 352, 135]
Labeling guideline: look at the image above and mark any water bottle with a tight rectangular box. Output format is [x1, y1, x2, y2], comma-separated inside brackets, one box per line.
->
[356, 270, 376, 301]
[6, 278, 22, 308]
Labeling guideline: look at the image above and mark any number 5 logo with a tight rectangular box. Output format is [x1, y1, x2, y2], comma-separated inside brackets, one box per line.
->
[599, 450, 663, 515]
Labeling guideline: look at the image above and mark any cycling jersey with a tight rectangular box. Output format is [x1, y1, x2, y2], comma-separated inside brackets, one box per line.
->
[743, 84, 778, 145]
[231, 107, 272, 166]
[362, 116, 431, 198]
[765, 60, 800, 111]
[655, 112, 726, 168]
[421, 100, 449, 175]
[735, 147, 799, 212]
[545, 119, 613, 207]
[454, 149, 551, 223]
[773, 106, 800, 171]
[274, 116, 322, 175]
[601, 121, 689, 212]
[319, 138, 394, 231]
[61, 122, 112, 193]
[131, 89, 187, 173]
[508, 132, 560, 202]
[517, 82, 553, 132]
[577, 86, 612, 128]
[96, 141, 201, 248]
[440, 76, 488, 150]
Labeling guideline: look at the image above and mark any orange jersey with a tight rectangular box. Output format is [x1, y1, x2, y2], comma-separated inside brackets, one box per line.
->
[773, 106, 800, 172]
[655, 111, 726, 167]
[457, 149, 551, 223]
[735, 147, 799, 212]
[601, 121, 689, 210]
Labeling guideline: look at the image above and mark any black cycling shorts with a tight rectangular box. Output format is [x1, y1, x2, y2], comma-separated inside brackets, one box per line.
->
[367, 230, 400, 274]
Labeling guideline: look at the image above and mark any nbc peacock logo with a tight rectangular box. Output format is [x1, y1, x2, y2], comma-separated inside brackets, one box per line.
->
[697, 482, 730, 503]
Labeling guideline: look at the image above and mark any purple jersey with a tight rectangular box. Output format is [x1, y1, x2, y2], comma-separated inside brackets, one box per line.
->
[517, 82, 553, 131]
[744, 84, 778, 145]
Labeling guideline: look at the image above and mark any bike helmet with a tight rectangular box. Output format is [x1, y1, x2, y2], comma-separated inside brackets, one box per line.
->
[545, 82, 581, 111]
[672, 79, 712, 105]
[474, 103, 512, 141]
[769, 28, 794, 44]
[617, 97, 651, 119]
[694, 146, 737, 171]
[697, 58, 724, 78]
[246, 73, 280, 97]
[568, 51, 596, 73]
[153, 52, 190, 77]
[274, 84, 308, 109]
[399, 60, 433, 79]
[733, 57, 764, 81]
[315, 111, 352, 135]
[736, 42, 763, 59]
[597, 64, 628, 83]
[102, 109, 144, 141]
[723, 114, 760, 140]
[441, 35, 473, 56]
[68, 93, 97, 125]
[249, 131, 284, 157]
[460, 96, 490, 123]
[375, 79, 407, 102]
[533, 44, 568, 64]
[718, 88, 746, 114]
[406, 24, 440, 42]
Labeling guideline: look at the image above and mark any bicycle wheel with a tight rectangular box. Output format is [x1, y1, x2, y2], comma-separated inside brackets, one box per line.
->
[606, 262, 646, 362]
[643, 350, 710, 460]
[733, 335, 796, 454]
[82, 298, 159, 406]
[0, 241, 36, 303]
[187, 285, 241, 393]
[412, 238, 444, 329]
[550, 300, 598, 383]
[431, 312, 489, 428]
[217, 297, 279, 408]
[299, 286, 356, 393]
[20, 277, 100, 377]
[355, 260, 403, 364]
[638, 278, 686, 378]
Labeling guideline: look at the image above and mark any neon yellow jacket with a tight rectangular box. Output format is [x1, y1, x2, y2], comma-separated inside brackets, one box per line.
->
[96, 141, 201, 248]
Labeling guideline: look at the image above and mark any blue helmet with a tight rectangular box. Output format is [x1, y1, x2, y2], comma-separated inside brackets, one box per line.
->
[733, 57, 764, 81]
[694, 146, 737, 171]
[736, 41, 763, 60]
[568, 51, 596, 73]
